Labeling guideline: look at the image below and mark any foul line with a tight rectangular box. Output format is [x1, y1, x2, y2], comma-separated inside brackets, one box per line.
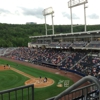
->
[11, 67, 35, 79]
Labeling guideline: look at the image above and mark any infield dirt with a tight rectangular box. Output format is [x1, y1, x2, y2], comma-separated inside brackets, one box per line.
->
[0, 65, 54, 88]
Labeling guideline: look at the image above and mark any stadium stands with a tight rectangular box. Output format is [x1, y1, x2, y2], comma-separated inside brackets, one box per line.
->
[2, 46, 100, 80]
[1, 41, 100, 100]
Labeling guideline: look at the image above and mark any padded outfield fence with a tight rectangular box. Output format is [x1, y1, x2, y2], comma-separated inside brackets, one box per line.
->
[0, 84, 34, 100]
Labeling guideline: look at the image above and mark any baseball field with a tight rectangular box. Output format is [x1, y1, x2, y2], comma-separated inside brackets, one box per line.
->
[0, 58, 74, 100]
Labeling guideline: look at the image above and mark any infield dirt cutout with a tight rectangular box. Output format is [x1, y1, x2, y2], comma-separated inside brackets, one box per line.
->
[0, 65, 54, 88]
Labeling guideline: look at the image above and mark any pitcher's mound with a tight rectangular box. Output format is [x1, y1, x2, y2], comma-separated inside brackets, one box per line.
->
[25, 78, 54, 88]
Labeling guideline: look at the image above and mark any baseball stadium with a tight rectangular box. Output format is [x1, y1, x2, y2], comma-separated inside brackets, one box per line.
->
[0, 0, 100, 100]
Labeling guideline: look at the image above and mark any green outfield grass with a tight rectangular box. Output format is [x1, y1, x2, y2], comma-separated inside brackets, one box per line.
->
[0, 59, 74, 100]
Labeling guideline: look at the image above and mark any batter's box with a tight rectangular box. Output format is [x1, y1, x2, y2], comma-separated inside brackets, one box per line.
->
[34, 80, 40, 84]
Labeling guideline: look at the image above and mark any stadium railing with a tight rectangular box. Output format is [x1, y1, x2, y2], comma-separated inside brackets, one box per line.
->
[0, 84, 34, 100]
[46, 76, 100, 100]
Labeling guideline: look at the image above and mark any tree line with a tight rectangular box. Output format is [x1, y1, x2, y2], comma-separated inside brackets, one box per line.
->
[0, 23, 100, 47]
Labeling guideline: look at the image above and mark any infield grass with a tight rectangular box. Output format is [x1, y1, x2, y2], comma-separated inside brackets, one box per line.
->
[0, 58, 74, 100]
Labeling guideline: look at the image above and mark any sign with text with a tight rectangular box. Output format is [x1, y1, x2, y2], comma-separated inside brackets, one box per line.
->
[57, 80, 70, 87]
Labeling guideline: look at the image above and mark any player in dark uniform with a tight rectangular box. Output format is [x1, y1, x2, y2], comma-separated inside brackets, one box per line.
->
[43, 77, 47, 82]
[4, 65, 5, 69]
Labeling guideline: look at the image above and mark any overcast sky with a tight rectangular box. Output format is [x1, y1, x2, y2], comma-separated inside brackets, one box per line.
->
[0, 0, 99, 25]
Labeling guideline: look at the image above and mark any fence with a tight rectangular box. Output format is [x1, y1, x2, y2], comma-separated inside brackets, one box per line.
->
[0, 84, 34, 100]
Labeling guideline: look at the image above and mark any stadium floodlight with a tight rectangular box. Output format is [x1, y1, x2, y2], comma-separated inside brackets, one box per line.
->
[68, 0, 88, 8]
[43, 7, 54, 16]
[43, 7, 54, 36]
[68, 0, 88, 33]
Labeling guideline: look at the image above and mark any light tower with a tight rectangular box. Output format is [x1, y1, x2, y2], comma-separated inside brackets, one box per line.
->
[68, 0, 88, 33]
[43, 7, 54, 36]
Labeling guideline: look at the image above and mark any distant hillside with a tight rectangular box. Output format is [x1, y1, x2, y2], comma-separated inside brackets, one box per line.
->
[0, 23, 100, 47]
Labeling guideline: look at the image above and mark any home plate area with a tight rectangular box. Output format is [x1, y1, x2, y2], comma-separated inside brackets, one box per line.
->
[25, 77, 54, 88]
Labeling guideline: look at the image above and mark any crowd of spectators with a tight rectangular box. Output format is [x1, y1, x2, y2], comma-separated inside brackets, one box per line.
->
[3, 47, 100, 80]
[47, 41, 100, 49]
[72, 41, 87, 47]
[60, 51, 87, 70]
[87, 41, 100, 48]
[4, 47, 69, 65]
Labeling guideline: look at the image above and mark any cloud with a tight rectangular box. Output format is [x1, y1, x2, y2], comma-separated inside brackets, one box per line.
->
[62, 12, 80, 19]
[62, 12, 70, 19]
[20, 7, 44, 19]
[14, 10, 21, 15]
[88, 14, 99, 19]
[0, 8, 11, 15]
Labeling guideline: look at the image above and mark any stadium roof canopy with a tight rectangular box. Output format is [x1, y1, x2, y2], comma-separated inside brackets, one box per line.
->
[29, 30, 100, 39]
